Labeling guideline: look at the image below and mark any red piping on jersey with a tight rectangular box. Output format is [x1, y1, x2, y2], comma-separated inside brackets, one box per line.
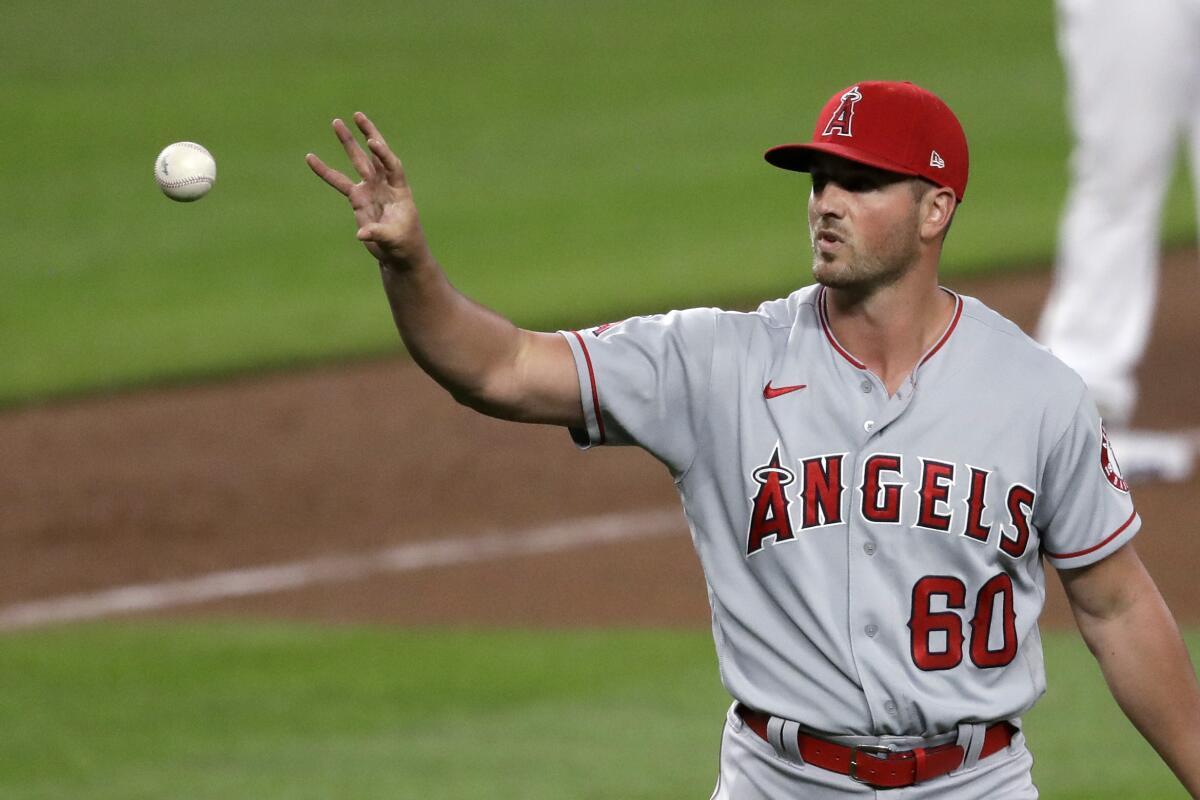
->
[1044, 509, 1138, 560]
[918, 292, 963, 367]
[816, 287, 867, 369]
[816, 287, 963, 371]
[570, 330, 607, 445]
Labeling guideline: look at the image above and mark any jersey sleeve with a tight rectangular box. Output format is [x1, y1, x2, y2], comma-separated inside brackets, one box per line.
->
[1037, 392, 1140, 570]
[558, 308, 718, 475]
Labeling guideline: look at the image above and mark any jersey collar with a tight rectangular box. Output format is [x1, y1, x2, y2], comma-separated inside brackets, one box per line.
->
[816, 286, 964, 376]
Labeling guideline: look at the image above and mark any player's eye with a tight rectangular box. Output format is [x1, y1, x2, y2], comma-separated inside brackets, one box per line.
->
[811, 171, 880, 195]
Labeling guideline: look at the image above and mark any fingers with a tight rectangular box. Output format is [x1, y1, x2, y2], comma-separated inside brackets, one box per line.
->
[309, 113, 408, 197]
[333, 117, 375, 180]
[355, 112, 408, 189]
[367, 137, 408, 189]
[305, 152, 355, 196]
[353, 111, 386, 144]
[367, 148, 387, 178]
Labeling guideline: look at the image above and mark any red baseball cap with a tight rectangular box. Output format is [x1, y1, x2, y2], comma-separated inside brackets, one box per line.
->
[765, 81, 969, 201]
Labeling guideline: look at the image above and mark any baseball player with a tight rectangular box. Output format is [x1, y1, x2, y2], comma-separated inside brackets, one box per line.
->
[1037, 0, 1199, 482]
[307, 82, 1200, 797]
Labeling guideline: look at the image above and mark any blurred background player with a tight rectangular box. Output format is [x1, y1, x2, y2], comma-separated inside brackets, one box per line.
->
[1037, 0, 1200, 482]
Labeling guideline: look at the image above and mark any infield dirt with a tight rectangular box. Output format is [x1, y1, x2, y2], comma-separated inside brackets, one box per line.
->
[3, 253, 1198, 630]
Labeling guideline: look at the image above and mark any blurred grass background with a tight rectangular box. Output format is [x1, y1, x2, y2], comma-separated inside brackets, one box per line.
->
[0, 624, 1191, 799]
[3, 2, 1198, 798]
[2, 0, 1194, 405]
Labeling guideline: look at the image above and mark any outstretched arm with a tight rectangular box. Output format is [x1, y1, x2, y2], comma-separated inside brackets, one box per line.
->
[1059, 542, 1200, 796]
[306, 112, 582, 427]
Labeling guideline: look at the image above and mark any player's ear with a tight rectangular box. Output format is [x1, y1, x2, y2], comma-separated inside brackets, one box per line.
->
[920, 186, 957, 243]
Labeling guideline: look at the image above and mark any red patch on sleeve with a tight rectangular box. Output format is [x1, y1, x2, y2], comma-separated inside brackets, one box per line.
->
[1100, 425, 1130, 493]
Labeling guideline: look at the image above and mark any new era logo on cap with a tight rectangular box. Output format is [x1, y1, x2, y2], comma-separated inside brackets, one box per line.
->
[764, 81, 970, 201]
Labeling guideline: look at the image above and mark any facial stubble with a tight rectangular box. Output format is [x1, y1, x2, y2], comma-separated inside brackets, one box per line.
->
[810, 204, 922, 292]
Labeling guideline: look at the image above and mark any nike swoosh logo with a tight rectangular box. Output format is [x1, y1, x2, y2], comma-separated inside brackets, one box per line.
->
[763, 382, 807, 399]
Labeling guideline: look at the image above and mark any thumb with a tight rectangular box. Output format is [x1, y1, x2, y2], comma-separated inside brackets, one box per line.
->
[356, 225, 381, 241]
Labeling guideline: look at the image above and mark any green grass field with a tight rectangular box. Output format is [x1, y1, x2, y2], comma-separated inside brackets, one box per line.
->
[0, 624, 1190, 799]
[3, 0, 1194, 406]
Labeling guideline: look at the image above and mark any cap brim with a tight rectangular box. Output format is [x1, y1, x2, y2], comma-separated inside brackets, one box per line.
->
[764, 142, 920, 180]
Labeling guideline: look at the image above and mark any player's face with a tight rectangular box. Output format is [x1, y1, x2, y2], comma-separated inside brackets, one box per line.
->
[806, 155, 923, 291]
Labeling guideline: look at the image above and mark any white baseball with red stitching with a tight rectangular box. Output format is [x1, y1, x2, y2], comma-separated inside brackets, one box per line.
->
[154, 142, 216, 202]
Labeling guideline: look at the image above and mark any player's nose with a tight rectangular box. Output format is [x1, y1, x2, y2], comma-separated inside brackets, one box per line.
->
[809, 184, 847, 219]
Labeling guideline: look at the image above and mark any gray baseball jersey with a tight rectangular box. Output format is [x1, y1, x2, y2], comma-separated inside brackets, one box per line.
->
[559, 284, 1139, 737]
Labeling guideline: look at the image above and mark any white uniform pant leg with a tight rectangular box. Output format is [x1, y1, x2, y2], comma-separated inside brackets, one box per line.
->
[1037, 0, 1193, 424]
[709, 705, 1038, 799]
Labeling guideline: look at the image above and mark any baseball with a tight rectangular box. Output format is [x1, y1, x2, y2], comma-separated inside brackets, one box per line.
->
[154, 142, 216, 202]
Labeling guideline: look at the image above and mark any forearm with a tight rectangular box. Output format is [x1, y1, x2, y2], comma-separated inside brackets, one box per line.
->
[309, 114, 582, 427]
[378, 256, 525, 414]
[1077, 591, 1200, 795]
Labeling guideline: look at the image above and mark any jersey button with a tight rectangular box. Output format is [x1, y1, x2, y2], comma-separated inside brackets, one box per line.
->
[860, 380, 872, 393]
[865, 624, 878, 638]
[885, 700, 898, 716]
[863, 542, 876, 556]
[863, 420, 876, 432]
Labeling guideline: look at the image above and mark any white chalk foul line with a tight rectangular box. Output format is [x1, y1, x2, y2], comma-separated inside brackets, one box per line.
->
[0, 507, 685, 632]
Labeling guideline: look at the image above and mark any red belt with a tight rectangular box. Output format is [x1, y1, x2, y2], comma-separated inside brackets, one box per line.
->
[735, 703, 1015, 789]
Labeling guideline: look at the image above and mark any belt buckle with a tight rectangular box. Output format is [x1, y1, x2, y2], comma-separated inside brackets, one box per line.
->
[847, 743, 895, 784]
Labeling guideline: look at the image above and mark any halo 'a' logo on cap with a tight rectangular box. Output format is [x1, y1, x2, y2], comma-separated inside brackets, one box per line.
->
[822, 86, 863, 138]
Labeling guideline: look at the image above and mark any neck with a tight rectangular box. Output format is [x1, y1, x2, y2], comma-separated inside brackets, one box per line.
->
[822, 273, 955, 395]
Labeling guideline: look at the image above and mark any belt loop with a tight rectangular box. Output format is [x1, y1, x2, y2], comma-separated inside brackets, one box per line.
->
[779, 719, 805, 764]
[728, 701, 745, 732]
[765, 716, 788, 757]
[763, 716, 807, 765]
[1007, 717, 1023, 752]
[952, 722, 988, 774]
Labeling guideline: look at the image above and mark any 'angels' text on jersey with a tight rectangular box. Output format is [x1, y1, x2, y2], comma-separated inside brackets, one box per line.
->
[746, 446, 1034, 560]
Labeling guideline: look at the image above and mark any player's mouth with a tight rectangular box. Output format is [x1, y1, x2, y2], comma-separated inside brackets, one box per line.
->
[814, 229, 845, 254]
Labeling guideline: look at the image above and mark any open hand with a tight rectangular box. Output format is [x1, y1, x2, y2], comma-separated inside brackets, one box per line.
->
[306, 112, 432, 270]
